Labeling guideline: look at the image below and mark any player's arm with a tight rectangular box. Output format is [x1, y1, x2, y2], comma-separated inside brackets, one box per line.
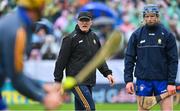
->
[12, 74, 45, 101]
[124, 32, 137, 83]
[166, 33, 178, 85]
[124, 33, 137, 94]
[12, 75, 62, 110]
[53, 37, 72, 83]
[98, 63, 112, 77]
[166, 33, 178, 94]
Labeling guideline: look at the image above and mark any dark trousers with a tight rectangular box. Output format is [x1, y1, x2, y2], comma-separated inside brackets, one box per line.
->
[72, 85, 95, 111]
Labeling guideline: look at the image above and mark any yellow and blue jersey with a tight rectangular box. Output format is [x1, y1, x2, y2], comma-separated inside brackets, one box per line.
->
[0, 7, 45, 108]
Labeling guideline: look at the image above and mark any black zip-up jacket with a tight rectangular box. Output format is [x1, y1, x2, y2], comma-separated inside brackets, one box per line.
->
[54, 25, 112, 86]
[124, 24, 178, 85]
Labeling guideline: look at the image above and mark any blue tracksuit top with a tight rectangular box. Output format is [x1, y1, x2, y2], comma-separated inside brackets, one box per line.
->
[124, 24, 178, 85]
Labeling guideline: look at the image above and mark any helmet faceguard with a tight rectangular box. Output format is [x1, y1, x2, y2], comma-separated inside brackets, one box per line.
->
[143, 4, 159, 17]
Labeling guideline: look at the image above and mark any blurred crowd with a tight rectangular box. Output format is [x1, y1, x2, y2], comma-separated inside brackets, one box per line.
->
[1, 0, 180, 59]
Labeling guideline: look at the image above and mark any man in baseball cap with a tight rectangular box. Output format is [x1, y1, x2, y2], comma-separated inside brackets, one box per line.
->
[54, 10, 115, 111]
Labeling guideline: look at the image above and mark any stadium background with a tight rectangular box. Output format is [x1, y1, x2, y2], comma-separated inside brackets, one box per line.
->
[0, 0, 180, 110]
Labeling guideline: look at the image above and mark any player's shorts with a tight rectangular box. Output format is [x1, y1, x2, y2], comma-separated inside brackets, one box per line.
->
[136, 79, 167, 96]
[0, 93, 6, 110]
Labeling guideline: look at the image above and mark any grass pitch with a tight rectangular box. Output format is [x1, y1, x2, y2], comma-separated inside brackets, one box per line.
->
[8, 103, 180, 111]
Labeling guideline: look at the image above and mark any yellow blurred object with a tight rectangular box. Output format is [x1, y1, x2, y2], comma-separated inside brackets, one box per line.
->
[62, 77, 77, 90]
[16, 0, 45, 9]
[44, 3, 59, 17]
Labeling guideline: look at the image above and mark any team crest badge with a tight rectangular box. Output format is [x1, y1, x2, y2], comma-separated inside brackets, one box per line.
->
[158, 38, 162, 44]
[93, 39, 96, 44]
[140, 84, 145, 91]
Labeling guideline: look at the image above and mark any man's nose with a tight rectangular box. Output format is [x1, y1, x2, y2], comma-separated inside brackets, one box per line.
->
[147, 17, 151, 20]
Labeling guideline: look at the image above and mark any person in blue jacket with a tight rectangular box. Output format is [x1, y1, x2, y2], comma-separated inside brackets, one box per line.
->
[124, 4, 178, 110]
[0, 0, 61, 110]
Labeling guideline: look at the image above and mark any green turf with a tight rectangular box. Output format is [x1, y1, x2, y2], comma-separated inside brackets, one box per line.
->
[8, 103, 180, 111]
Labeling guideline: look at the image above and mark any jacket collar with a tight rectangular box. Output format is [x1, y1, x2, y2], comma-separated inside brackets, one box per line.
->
[75, 25, 92, 34]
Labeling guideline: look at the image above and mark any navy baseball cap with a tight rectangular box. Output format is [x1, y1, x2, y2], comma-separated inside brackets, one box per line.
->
[78, 11, 92, 20]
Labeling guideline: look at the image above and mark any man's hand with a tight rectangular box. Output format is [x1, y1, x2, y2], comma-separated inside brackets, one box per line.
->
[167, 85, 176, 95]
[107, 74, 115, 86]
[43, 84, 62, 110]
[53, 82, 64, 95]
[126, 82, 134, 94]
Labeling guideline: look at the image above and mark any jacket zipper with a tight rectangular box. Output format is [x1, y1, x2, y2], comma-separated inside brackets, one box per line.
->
[86, 34, 93, 56]
[85, 34, 95, 85]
